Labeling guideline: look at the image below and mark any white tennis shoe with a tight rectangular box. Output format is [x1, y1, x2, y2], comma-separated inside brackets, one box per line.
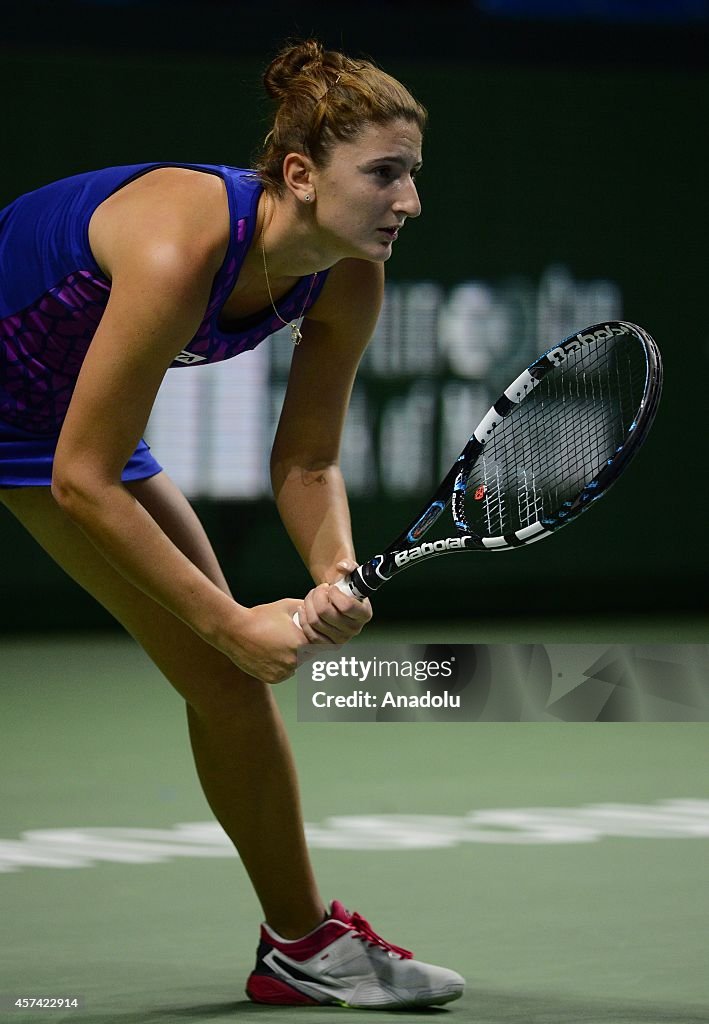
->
[245, 899, 465, 1009]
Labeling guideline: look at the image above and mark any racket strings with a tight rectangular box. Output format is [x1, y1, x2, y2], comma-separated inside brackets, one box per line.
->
[517, 466, 543, 526]
[482, 459, 506, 535]
[464, 335, 646, 537]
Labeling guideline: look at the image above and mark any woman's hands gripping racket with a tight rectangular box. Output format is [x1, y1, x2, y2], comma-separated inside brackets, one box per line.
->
[297, 321, 662, 620]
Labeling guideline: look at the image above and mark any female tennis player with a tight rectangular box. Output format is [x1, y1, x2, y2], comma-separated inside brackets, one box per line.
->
[0, 40, 464, 1009]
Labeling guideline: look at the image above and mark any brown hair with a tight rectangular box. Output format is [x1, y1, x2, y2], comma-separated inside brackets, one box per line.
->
[255, 39, 427, 195]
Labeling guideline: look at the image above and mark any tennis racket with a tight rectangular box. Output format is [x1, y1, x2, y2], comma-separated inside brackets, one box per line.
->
[306, 320, 662, 611]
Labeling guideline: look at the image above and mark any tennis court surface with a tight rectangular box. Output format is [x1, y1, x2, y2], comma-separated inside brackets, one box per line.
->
[2, 621, 707, 1024]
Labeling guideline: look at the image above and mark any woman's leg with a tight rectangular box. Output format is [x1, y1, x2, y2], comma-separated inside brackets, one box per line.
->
[0, 474, 325, 939]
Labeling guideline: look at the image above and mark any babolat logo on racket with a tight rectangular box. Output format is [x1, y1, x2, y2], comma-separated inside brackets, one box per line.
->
[548, 322, 632, 365]
[394, 536, 472, 566]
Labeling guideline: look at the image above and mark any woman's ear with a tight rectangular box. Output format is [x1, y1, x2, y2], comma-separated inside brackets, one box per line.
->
[282, 152, 316, 204]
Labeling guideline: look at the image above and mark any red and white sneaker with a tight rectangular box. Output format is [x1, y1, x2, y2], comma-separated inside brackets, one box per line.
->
[245, 900, 465, 1009]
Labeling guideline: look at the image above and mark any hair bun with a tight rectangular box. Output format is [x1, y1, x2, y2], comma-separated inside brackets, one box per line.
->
[263, 39, 328, 101]
[255, 38, 426, 196]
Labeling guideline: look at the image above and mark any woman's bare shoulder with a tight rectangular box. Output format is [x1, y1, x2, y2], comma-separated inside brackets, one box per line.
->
[89, 167, 231, 280]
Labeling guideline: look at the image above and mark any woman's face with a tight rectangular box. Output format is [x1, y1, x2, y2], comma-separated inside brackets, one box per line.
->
[309, 118, 423, 264]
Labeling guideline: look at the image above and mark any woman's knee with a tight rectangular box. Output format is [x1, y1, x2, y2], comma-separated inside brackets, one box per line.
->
[142, 637, 276, 721]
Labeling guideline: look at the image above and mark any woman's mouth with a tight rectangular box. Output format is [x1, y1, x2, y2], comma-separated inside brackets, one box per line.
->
[379, 226, 399, 241]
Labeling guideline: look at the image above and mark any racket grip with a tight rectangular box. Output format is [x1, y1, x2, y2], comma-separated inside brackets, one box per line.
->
[292, 575, 362, 630]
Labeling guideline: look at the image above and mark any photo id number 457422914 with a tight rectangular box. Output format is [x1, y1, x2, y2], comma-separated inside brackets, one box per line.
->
[4, 996, 84, 1011]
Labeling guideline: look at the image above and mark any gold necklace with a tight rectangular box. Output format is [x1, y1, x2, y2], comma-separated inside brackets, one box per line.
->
[260, 194, 317, 345]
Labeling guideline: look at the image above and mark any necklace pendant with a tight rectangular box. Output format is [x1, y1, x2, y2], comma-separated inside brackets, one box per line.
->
[290, 322, 302, 346]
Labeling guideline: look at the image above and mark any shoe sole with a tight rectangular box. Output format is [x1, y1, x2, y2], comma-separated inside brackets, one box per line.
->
[247, 974, 464, 1009]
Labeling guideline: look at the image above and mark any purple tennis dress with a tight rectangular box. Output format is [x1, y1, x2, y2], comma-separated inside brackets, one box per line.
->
[0, 163, 329, 487]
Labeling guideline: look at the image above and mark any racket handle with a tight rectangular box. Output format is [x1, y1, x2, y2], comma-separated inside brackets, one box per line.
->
[292, 575, 363, 630]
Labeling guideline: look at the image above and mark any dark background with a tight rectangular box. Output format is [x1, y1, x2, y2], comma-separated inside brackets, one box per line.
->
[1, 1, 707, 630]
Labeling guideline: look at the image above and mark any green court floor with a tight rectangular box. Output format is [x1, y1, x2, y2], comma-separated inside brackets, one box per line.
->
[1, 623, 708, 1024]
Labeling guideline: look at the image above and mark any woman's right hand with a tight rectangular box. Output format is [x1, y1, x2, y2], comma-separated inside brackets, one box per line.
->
[222, 600, 309, 684]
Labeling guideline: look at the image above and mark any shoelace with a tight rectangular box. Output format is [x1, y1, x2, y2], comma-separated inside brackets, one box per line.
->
[349, 911, 413, 960]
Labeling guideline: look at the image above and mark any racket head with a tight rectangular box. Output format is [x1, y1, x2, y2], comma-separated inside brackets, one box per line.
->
[451, 320, 662, 549]
[351, 321, 662, 595]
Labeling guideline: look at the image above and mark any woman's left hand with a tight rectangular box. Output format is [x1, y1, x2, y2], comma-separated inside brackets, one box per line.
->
[296, 559, 373, 644]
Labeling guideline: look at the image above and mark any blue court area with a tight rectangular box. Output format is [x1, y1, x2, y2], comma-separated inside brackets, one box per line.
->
[1, 620, 707, 1023]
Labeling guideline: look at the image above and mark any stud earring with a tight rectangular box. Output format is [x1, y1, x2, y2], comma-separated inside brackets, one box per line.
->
[305, 194, 312, 202]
